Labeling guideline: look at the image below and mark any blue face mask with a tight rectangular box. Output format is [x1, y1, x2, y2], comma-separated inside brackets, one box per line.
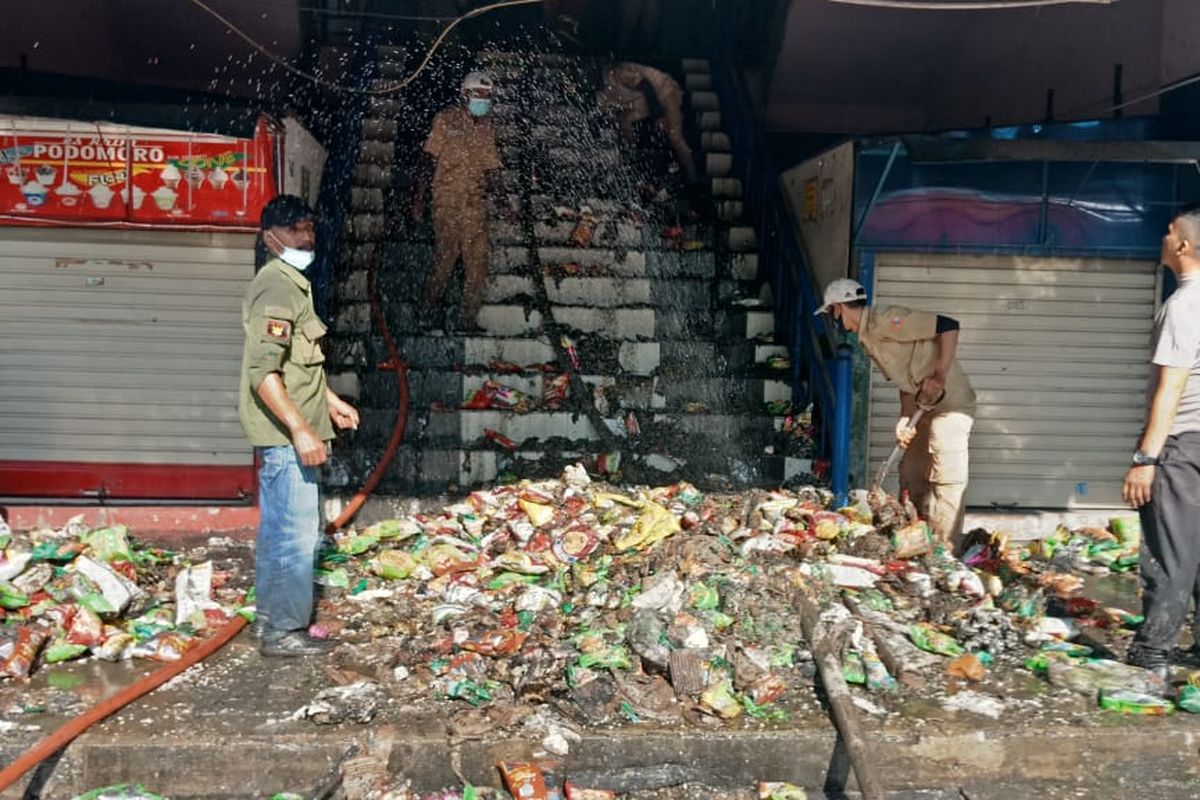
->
[468, 98, 492, 117]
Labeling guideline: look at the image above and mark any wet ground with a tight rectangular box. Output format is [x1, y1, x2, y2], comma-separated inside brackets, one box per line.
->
[3, 538, 1200, 799]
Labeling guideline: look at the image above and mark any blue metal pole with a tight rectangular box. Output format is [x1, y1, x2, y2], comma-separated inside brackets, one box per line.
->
[831, 344, 854, 507]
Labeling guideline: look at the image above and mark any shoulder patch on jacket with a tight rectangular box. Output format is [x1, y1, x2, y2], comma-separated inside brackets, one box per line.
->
[265, 318, 292, 343]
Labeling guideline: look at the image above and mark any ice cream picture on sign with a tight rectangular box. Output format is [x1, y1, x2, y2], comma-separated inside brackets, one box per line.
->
[0, 116, 276, 225]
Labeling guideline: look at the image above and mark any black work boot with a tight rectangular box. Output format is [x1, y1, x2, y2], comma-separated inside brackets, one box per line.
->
[259, 631, 337, 658]
[1127, 643, 1170, 684]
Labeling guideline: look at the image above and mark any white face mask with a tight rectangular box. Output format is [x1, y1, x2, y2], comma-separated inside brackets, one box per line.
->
[279, 246, 315, 271]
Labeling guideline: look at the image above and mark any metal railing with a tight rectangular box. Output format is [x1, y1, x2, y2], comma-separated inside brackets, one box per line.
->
[711, 61, 853, 503]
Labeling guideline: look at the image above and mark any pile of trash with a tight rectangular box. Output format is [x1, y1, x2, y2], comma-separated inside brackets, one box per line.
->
[0, 517, 246, 681]
[305, 464, 1175, 735]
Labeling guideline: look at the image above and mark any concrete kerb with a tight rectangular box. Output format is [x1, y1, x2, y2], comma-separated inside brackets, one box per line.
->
[5, 716, 1200, 798]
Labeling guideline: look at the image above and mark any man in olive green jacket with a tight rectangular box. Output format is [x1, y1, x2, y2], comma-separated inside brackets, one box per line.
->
[238, 195, 358, 657]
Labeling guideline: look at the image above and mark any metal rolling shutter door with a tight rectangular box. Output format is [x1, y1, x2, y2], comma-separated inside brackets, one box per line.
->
[0, 227, 255, 499]
[868, 252, 1157, 509]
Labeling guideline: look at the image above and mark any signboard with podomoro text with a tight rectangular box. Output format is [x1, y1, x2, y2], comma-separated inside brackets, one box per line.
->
[0, 115, 277, 229]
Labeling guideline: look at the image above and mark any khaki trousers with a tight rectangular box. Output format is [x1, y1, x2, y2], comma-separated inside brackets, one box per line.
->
[899, 410, 974, 550]
[425, 195, 490, 326]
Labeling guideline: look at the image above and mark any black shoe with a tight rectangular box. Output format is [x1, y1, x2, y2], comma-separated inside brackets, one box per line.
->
[247, 618, 265, 641]
[259, 631, 337, 658]
[1127, 644, 1170, 683]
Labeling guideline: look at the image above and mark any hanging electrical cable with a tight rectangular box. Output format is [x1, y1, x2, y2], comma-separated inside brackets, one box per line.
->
[183, 0, 541, 95]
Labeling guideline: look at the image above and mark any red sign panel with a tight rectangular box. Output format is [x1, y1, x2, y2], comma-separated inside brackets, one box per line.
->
[0, 116, 276, 228]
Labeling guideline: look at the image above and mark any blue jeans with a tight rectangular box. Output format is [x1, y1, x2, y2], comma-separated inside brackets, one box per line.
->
[255, 445, 322, 640]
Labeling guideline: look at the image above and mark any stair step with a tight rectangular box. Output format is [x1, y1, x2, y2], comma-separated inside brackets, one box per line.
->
[712, 177, 743, 198]
[360, 119, 399, 141]
[716, 200, 744, 222]
[705, 152, 733, 178]
[728, 226, 758, 251]
[350, 188, 384, 212]
[690, 91, 720, 112]
[475, 305, 656, 340]
[368, 97, 403, 117]
[483, 275, 713, 309]
[697, 111, 722, 131]
[357, 141, 394, 164]
[701, 132, 731, 152]
[381, 244, 719, 281]
[347, 333, 764, 378]
[729, 253, 759, 280]
[682, 58, 712, 73]
[685, 74, 713, 91]
[363, 447, 792, 493]
[353, 164, 392, 188]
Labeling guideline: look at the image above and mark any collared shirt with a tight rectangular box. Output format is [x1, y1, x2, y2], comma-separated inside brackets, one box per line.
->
[424, 106, 501, 209]
[1148, 273, 1200, 435]
[237, 257, 333, 447]
[857, 304, 976, 414]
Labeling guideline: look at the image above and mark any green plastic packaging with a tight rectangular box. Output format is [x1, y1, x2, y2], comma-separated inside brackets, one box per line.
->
[689, 582, 720, 610]
[1177, 684, 1200, 714]
[907, 623, 965, 657]
[842, 651, 866, 685]
[0, 582, 29, 610]
[80, 525, 133, 563]
[1098, 690, 1174, 715]
[44, 641, 88, 664]
[578, 646, 632, 671]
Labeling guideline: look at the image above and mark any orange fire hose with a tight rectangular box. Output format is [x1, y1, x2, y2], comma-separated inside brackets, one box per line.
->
[0, 248, 409, 791]
[0, 615, 247, 791]
[327, 245, 410, 533]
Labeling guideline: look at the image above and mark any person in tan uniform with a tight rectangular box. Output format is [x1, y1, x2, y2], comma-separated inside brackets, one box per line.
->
[412, 71, 503, 331]
[817, 278, 977, 549]
[597, 62, 698, 182]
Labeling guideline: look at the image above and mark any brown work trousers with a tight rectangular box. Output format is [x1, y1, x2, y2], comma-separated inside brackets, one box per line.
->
[424, 195, 489, 326]
[900, 410, 974, 551]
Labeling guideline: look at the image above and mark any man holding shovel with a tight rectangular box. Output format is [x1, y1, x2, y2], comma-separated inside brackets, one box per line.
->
[817, 278, 977, 550]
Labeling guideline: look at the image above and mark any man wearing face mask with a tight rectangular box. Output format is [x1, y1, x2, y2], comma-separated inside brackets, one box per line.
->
[412, 71, 503, 332]
[816, 278, 976, 551]
[239, 194, 359, 657]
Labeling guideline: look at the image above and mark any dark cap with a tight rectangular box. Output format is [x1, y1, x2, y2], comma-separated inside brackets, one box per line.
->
[259, 194, 314, 231]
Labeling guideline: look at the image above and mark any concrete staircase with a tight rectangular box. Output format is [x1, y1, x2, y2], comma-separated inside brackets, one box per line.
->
[324, 47, 816, 493]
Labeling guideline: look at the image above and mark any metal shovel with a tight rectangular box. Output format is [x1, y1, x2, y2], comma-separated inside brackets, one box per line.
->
[871, 392, 943, 492]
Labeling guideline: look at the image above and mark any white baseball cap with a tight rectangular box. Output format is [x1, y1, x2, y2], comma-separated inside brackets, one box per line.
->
[462, 71, 494, 93]
[815, 278, 867, 315]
